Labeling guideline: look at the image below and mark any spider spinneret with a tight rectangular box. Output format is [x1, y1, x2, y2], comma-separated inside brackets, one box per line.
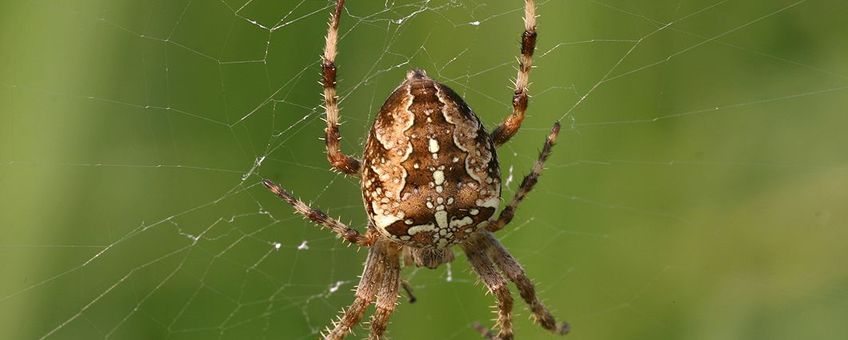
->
[263, 0, 569, 339]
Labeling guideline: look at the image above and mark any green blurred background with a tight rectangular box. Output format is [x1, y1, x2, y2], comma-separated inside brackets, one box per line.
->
[1, 0, 847, 339]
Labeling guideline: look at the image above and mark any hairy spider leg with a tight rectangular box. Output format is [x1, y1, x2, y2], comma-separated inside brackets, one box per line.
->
[322, 0, 362, 175]
[368, 242, 401, 339]
[325, 240, 399, 339]
[492, 0, 539, 146]
[483, 233, 570, 335]
[488, 122, 560, 233]
[262, 179, 374, 246]
[463, 233, 515, 340]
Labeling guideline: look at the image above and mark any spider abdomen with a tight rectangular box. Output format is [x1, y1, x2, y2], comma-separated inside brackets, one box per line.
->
[362, 70, 501, 249]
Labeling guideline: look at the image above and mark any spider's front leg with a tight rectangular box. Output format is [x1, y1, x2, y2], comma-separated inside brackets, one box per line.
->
[492, 0, 538, 146]
[262, 179, 374, 246]
[322, 0, 361, 175]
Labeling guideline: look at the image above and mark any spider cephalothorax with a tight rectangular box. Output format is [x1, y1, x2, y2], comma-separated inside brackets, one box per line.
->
[263, 0, 569, 339]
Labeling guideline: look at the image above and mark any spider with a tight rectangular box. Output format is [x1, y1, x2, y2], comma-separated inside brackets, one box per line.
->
[262, 0, 569, 338]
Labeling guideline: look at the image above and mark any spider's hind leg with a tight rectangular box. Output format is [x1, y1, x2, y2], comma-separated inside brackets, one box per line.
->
[483, 232, 570, 335]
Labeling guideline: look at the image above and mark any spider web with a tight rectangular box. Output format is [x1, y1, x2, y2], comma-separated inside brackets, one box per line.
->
[2, 0, 847, 339]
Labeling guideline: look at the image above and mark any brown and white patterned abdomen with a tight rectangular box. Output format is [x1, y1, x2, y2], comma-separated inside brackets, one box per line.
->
[361, 71, 501, 249]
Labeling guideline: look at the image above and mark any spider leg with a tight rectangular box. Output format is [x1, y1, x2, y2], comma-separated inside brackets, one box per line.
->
[324, 240, 394, 340]
[488, 122, 559, 233]
[492, 0, 538, 146]
[262, 179, 374, 247]
[463, 234, 515, 340]
[401, 279, 417, 303]
[369, 242, 401, 339]
[323, 0, 361, 175]
[483, 232, 570, 335]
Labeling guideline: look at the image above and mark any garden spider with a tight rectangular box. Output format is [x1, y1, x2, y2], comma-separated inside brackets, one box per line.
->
[263, 0, 569, 338]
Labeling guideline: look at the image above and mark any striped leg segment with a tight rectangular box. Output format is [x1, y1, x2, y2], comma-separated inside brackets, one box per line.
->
[492, 0, 539, 146]
[322, 0, 361, 175]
